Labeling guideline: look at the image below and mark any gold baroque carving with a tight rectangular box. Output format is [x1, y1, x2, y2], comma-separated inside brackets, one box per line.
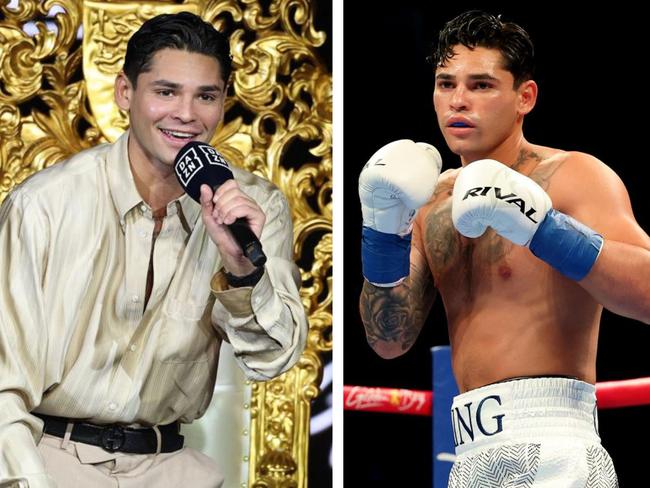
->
[0, 1, 331, 486]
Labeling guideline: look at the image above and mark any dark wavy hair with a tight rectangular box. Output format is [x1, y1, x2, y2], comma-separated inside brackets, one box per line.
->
[123, 11, 232, 87]
[431, 10, 534, 88]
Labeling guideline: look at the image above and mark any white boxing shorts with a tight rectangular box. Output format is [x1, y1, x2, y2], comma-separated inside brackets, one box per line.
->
[448, 377, 618, 487]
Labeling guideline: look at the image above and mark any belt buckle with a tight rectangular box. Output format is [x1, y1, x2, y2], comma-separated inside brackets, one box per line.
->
[100, 425, 126, 452]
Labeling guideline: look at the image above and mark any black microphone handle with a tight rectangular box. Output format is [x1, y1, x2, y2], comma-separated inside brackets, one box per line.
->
[227, 217, 267, 268]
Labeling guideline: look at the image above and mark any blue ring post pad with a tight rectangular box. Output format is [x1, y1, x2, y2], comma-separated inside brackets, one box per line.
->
[529, 209, 604, 281]
[361, 226, 411, 285]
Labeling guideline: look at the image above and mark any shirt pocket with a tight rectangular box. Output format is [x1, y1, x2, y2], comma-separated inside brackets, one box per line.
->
[157, 297, 216, 364]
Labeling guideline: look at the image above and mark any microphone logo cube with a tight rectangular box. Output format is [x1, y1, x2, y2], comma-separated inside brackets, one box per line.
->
[175, 147, 204, 186]
[199, 145, 230, 170]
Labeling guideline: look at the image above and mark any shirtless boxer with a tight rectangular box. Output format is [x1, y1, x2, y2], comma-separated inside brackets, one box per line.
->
[359, 11, 650, 487]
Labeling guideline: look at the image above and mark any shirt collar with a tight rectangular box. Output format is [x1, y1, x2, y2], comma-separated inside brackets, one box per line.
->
[106, 130, 202, 232]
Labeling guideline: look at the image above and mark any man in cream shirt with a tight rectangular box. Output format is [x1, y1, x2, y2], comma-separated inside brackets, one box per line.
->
[0, 12, 307, 487]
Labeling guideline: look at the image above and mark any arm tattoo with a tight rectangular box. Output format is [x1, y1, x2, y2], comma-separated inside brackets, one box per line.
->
[426, 200, 459, 270]
[359, 261, 436, 353]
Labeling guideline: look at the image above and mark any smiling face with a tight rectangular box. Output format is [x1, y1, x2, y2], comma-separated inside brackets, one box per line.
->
[433, 45, 537, 164]
[115, 48, 226, 174]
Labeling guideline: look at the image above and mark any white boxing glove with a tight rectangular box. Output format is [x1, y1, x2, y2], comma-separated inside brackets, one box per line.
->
[359, 140, 442, 286]
[452, 159, 552, 246]
[359, 140, 442, 236]
[452, 159, 605, 281]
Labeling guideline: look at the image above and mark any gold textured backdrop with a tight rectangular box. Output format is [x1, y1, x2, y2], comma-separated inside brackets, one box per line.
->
[0, 1, 332, 486]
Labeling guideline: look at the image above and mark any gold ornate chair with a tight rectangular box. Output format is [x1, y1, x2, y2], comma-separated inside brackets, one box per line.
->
[0, 1, 331, 487]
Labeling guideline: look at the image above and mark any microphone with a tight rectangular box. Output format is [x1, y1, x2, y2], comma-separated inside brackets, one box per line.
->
[173, 141, 266, 267]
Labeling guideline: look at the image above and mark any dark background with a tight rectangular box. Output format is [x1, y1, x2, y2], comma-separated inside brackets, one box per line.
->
[344, 2, 649, 486]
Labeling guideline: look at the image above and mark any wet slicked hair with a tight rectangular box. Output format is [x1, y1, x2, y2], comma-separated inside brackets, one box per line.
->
[123, 11, 232, 87]
[431, 10, 535, 88]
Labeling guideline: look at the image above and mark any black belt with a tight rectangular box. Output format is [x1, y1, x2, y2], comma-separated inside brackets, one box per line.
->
[35, 413, 184, 454]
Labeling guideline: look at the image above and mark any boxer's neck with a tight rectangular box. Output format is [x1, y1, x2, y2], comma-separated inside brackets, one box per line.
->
[460, 131, 529, 169]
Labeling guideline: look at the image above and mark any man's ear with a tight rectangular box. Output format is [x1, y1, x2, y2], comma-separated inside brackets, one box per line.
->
[517, 79, 538, 116]
[114, 71, 133, 111]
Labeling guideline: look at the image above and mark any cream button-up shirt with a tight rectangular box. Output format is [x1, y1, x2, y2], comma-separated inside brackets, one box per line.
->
[0, 131, 307, 487]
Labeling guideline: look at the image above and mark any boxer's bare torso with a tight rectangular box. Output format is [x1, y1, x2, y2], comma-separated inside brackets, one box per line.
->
[359, 141, 620, 393]
[417, 144, 600, 392]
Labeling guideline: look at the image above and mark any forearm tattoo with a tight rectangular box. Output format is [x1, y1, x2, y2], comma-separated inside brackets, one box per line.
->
[359, 262, 436, 352]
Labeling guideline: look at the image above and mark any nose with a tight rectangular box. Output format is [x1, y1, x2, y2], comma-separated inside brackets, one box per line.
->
[450, 85, 469, 112]
[172, 95, 196, 123]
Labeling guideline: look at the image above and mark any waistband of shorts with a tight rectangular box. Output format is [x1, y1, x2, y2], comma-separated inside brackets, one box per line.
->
[451, 377, 600, 456]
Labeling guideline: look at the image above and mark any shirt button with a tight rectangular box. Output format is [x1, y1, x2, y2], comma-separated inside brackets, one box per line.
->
[129, 344, 136, 352]
[254, 296, 260, 305]
[108, 402, 117, 411]
[131, 295, 139, 303]
[140, 204, 146, 212]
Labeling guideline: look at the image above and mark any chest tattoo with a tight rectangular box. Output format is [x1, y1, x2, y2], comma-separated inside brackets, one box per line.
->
[422, 149, 566, 290]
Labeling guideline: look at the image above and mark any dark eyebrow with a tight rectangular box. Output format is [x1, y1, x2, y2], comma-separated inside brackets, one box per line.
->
[151, 80, 181, 89]
[468, 73, 498, 81]
[150, 80, 223, 92]
[435, 73, 455, 81]
[197, 85, 222, 93]
[435, 73, 499, 81]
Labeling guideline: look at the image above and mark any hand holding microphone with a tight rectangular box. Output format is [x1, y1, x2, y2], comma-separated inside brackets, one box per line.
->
[173, 141, 266, 276]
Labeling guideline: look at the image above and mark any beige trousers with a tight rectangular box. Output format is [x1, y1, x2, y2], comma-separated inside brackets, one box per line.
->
[37, 433, 224, 488]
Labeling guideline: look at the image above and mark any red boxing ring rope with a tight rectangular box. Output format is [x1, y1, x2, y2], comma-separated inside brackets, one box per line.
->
[344, 377, 650, 416]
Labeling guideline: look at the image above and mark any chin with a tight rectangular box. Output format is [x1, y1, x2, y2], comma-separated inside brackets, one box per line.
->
[449, 140, 484, 158]
[446, 142, 468, 157]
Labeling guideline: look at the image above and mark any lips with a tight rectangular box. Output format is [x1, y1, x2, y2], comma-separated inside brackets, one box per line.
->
[158, 128, 202, 148]
[159, 128, 200, 140]
[446, 117, 475, 128]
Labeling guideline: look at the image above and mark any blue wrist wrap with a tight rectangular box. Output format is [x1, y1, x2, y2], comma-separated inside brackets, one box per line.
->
[361, 226, 411, 285]
[529, 209, 604, 281]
